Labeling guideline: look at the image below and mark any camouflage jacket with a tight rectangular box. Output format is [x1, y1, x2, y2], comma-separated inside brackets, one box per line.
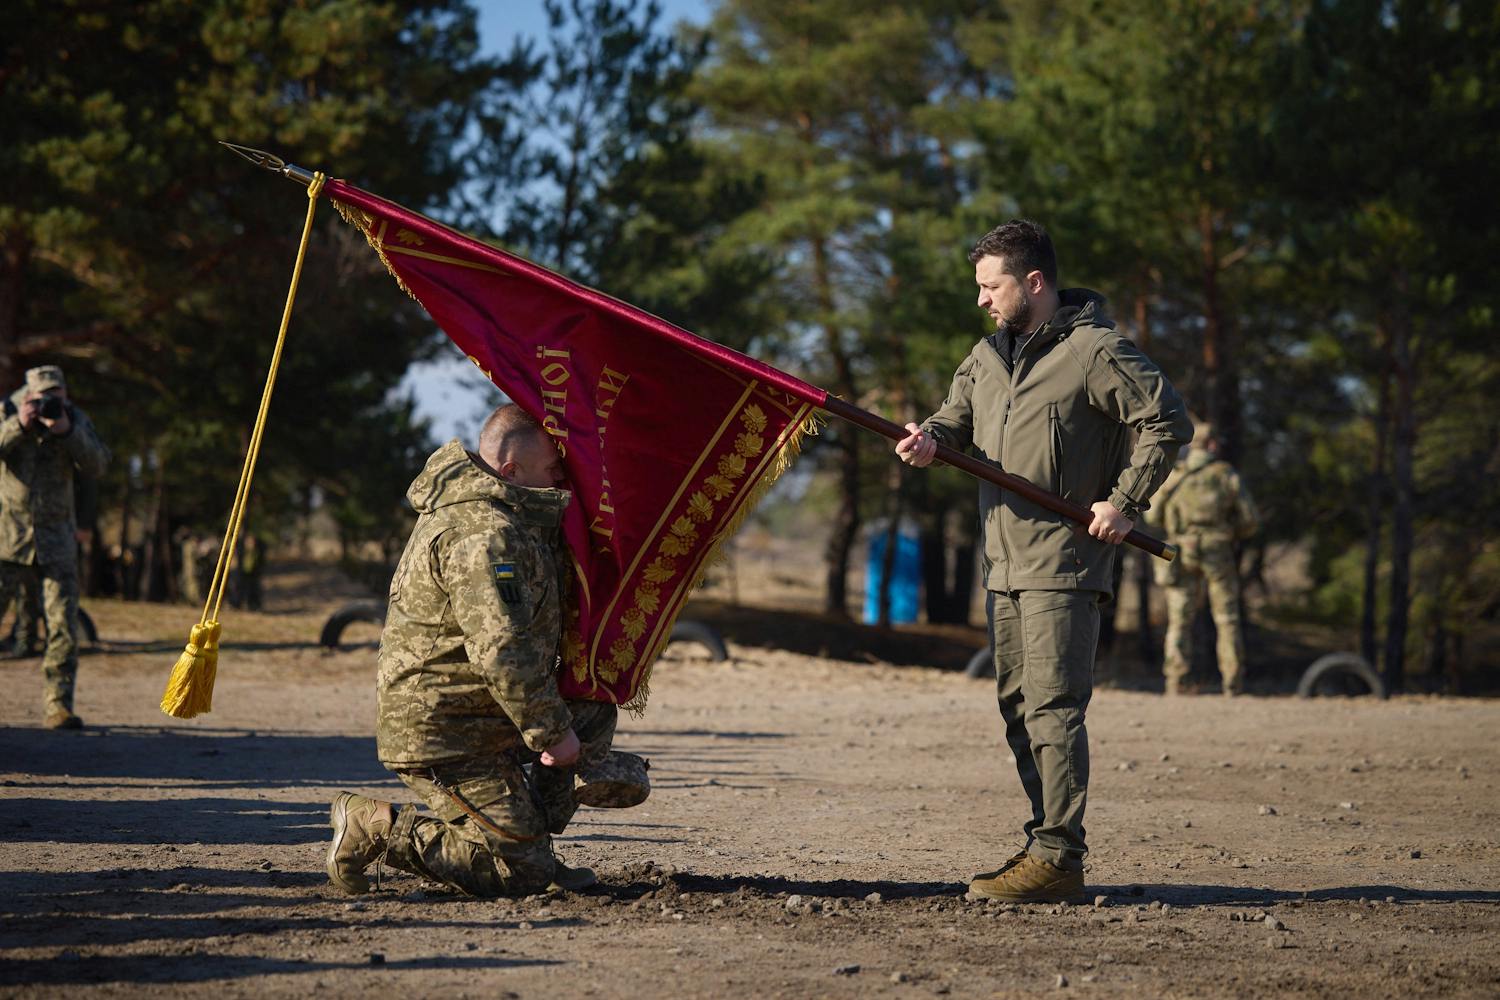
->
[0, 390, 110, 566]
[377, 439, 574, 767]
[1155, 448, 1258, 544]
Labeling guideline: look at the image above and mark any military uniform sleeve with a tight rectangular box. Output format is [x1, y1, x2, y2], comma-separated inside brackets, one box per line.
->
[439, 530, 573, 753]
[920, 353, 978, 452]
[1086, 333, 1193, 520]
[0, 411, 28, 457]
[62, 408, 110, 478]
[1230, 470, 1260, 541]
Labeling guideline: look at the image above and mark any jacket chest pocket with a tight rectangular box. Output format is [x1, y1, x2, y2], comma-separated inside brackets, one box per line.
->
[1048, 403, 1065, 497]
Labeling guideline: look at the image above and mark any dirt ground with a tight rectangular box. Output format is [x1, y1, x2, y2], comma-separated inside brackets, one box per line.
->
[2, 590, 1498, 999]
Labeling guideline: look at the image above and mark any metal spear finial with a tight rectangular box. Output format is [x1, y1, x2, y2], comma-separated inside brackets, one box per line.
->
[218, 140, 318, 187]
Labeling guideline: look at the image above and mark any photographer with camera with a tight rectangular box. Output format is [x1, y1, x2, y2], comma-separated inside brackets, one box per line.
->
[0, 366, 110, 729]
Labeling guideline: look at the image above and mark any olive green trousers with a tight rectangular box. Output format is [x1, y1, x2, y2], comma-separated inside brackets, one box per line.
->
[989, 589, 1099, 872]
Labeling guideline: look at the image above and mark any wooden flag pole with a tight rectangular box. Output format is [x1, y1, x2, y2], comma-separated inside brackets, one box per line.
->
[820, 396, 1177, 562]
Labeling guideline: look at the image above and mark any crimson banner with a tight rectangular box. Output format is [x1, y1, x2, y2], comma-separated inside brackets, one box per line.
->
[326, 181, 826, 708]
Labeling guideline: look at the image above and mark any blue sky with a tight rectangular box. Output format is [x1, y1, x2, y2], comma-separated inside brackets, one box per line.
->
[400, 0, 715, 447]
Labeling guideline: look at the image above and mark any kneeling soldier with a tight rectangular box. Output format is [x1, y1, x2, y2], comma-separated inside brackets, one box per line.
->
[328, 405, 641, 896]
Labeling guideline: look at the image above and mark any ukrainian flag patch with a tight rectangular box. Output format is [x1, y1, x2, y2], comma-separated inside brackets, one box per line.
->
[493, 562, 521, 604]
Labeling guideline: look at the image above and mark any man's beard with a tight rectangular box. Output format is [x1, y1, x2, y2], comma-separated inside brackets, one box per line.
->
[998, 288, 1033, 335]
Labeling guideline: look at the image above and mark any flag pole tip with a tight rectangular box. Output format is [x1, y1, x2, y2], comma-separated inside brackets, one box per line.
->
[218, 141, 317, 188]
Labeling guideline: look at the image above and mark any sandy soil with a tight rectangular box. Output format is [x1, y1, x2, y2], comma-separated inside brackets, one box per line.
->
[1, 593, 1497, 998]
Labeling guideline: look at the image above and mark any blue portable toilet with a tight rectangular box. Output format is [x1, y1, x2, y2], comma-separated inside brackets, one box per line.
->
[864, 523, 921, 625]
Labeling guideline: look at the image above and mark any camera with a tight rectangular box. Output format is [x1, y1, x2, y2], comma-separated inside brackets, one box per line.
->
[37, 396, 64, 421]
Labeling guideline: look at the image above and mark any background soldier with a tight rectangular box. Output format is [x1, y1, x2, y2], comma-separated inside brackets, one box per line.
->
[327, 404, 624, 897]
[0, 366, 110, 729]
[1153, 419, 1259, 696]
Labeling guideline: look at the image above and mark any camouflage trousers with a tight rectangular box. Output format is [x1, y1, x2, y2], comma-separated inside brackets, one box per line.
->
[0, 560, 80, 712]
[384, 701, 618, 897]
[5, 565, 41, 651]
[1161, 536, 1244, 693]
[990, 589, 1099, 873]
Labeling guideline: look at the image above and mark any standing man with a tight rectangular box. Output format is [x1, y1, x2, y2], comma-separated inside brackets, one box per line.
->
[0, 366, 110, 729]
[327, 404, 638, 897]
[896, 221, 1191, 902]
[1153, 419, 1258, 696]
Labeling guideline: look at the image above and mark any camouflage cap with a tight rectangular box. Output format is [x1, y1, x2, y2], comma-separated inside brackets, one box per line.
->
[25, 366, 65, 393]
[573, 751, 651, 808]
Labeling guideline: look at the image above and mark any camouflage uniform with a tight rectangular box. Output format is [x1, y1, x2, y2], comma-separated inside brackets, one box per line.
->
[0, 369, 110, 718]
[375, 440, 617, 897]
[1152, 447, 1258, 694]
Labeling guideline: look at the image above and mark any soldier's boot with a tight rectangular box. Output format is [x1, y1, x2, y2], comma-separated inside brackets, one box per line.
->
[968, 855, 1085, 904]
[42, 685, 80, 730]
[327, 792, 395, 894]
[43, 704, 82, 730]
[972, 848, 1031, 882]
[548, 857, 599, 892]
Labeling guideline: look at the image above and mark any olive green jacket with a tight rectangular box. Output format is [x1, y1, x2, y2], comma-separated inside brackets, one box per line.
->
[922, 289, 1191, 594]
[377, 440, 574, 767]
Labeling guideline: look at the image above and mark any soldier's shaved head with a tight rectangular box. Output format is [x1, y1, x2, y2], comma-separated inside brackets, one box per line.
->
[477, 404, 566, 489]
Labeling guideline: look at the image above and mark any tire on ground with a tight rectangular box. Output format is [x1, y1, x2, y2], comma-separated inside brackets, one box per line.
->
[320, 600, 389, 650]
[78, 608, 98, 645]
[966, 646, 995, 679]
[668, 620, 728, 662]
[1296, 652, 1386, 699]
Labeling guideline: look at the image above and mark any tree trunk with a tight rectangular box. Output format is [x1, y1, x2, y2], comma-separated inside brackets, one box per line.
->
[1360, 352, 1392, 668]
[1382, 285, 1415, 695]
[1197, 206, 1241, 465]
[0, 232, 29, 390]
[813, 237, 860, 618]
[877, 500, 900, 628]
[118, 461, 135, 600]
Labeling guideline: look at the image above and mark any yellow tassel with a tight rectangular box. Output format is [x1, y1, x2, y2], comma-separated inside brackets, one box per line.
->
[159, 621, 222, 719]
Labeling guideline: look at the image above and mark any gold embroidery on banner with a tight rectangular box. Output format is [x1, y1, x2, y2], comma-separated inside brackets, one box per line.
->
[643, 556, 676, 584]
[633, 584, 661, 615]
[395, 229, 426, 246]
[597, 402, 769, 690]
[742, 405, 767, 434]
[686, 492, 714, 524]
[467, 354, 493, 381]
[637, 401, 814, 671]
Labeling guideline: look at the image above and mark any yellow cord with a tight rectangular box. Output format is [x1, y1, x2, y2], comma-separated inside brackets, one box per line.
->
[161, 172, 325, 719]
[202, 171, 325, 622]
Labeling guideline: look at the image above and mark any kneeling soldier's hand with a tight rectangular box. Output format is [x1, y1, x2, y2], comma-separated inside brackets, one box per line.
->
[541, 727, 580, 767]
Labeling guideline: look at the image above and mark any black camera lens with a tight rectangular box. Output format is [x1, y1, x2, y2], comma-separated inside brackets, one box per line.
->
[38, 396, 63, 420]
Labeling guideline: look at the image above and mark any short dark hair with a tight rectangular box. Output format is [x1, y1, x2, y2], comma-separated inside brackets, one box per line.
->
[968, 219, 1057, 287]
[480, 402, 548, 458]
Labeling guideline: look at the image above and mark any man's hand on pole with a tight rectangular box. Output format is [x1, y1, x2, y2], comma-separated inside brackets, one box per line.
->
[1088, 501, 1134, 545]
[895, 422, 937, 468]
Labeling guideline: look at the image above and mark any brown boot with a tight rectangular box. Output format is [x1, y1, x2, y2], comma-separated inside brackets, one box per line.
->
[43, 706, 82, 730]
[327, 793, 394, 894]
[972, 848, 1030, 882]
[548, 856, 598, 892]
[969, 854, 1085, 903]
